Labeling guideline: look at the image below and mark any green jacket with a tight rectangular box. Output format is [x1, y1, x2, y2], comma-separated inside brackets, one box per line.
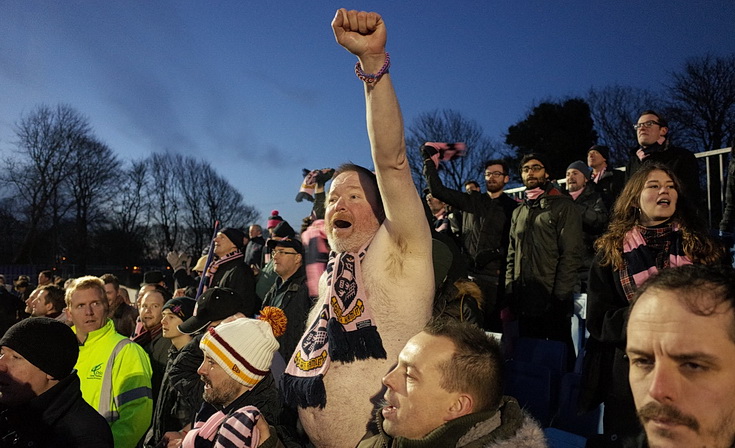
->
[74, 319, 153, 448]
[357, 396, 547, 448]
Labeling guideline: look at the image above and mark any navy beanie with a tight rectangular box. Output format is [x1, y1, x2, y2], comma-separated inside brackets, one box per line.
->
[0, 317, 78, 379]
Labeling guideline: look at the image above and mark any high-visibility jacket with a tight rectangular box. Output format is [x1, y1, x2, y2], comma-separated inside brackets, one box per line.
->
[74, 319, 153, 448]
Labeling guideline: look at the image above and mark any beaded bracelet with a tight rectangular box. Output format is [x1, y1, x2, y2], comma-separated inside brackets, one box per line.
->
[354, 52, 390, 83]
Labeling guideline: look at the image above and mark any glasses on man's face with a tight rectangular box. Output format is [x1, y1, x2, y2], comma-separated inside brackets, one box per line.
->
[484, 171, 507, 178]
[271, 249, 298, 257]
[633, 120, 661, 130]
[521, 165, 544, 174]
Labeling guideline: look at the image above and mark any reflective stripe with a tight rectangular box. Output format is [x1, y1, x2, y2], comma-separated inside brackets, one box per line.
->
[115, 386, 153, 407]
[98, 338, 132, 421]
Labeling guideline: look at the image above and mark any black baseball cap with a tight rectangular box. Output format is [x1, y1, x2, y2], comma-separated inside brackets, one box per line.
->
[266, 237, 304, 254]
[177, 287, 245, 335]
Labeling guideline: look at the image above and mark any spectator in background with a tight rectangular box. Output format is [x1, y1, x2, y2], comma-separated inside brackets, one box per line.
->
[134, 285, 173, 404]
[266, 210, 284, 238]
[0, 281, 24, 337]
[588, 145, 624, 210]
[37, 270, 53, 287]
[463, 180, 480, 193]
[565, 160, 608, 292]
[145, 296, 196, 448]
[256, 219, 297, 301]
[626, 110, 701, 207]
[584, 163, 725, 444]
[262, 237, 310, 363]
[203, 227, 259, 317]
[29, 284, 67, 322]
[101, 273, 138, 337]
[506, 153, 582, 357]
[245, 224, 267, 268]
[66, 276, 153, 448]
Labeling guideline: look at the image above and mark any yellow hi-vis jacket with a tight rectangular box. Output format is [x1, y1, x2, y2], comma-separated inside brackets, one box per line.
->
[74, 319, 153, 448]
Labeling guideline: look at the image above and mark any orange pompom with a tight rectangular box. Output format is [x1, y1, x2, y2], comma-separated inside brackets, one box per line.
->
[258, 306, 287, 337]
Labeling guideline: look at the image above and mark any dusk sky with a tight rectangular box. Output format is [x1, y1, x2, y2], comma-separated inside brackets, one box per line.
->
[2, 1, 734, 228]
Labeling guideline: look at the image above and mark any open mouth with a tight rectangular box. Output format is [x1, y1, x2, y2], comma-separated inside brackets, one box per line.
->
[656, 199, 670, 205]
[333, 220, 351, 229]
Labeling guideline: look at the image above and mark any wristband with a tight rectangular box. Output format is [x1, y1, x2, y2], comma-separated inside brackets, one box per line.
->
[354, 52, 390, 83]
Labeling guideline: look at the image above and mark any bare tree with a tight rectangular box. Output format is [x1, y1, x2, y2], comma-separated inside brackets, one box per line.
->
[666, 54, 735, 152]
[66, 136, 119, 270]
[406, 109, 501, 192]
[587, 86, 664, 167]
[145, 152, 182, 258]
[3, 104, 92, 263]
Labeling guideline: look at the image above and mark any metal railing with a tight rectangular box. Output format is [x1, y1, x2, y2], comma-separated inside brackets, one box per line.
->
[505, 147, 733, 228]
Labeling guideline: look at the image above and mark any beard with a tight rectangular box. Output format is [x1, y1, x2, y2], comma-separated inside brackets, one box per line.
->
[201, 375, 242, 407]
[326, 213, 380, 253]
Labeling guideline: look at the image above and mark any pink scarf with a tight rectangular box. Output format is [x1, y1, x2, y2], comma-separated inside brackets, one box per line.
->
[525, 187, 544, 201]
[281, 241, 385, 408]
[183, 406, 261, 448]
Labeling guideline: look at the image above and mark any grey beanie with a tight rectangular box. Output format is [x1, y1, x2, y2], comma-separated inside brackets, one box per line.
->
[566, 160, 591, 181]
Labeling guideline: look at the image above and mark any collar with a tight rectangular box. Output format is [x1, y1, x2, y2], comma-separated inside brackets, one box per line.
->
[73, 319, 116, 346]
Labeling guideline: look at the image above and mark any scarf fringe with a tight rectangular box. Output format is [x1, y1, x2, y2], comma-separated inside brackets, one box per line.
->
[281, 373, 327, 409]
[327, 318, 387, 362]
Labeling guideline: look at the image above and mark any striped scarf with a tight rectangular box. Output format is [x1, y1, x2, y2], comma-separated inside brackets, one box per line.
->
[205, 250, 244, 288]
[281, 241, 386, 408]
[182, 406, 261, 448]
[620, 223, 692, 302]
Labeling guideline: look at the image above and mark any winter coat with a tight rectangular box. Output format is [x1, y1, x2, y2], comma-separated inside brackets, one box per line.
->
[262, 266, 312, 362]
[593, 168, 624, 211]
[505, 184, 583, 317]
[210, 257, 259, 317]
[424, 160, 517, 276]
[0, 372, 113, 448]
[357, 396, 547, 448]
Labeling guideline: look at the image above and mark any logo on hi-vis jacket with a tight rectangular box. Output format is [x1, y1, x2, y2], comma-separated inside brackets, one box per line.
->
[88, 363, 104, 380]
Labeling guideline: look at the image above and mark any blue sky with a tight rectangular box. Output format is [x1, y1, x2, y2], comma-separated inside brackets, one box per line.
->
[1, 1, 734, 228]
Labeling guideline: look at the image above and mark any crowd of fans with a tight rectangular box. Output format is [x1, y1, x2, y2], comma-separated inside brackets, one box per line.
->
[0, 8, 734, 448]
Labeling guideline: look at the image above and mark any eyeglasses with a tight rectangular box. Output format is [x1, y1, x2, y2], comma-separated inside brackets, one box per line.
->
[484, 171, 507, 177]
[521, 165, 544, 174]
[271, 249, 298, 257]
[633, 120, 661, 130]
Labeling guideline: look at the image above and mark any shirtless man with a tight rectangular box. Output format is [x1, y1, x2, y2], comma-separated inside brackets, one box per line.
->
[283, 9, 434, 448]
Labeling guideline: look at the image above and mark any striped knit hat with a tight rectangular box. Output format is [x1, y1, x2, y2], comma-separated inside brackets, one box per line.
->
[199, 307, 287, 387]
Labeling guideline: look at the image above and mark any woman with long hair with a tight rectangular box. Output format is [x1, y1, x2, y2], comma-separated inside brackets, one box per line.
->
[582, 162, 725, 443]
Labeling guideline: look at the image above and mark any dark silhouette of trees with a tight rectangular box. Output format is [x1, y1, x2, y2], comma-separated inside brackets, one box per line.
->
[3, 104, 92, 263]
[505, 98, 598, 181]
[586, 85, 664, 167]
[666, 54, 735, 152]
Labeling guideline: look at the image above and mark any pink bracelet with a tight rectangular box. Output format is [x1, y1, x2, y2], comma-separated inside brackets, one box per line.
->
[354, 52, 390, 83]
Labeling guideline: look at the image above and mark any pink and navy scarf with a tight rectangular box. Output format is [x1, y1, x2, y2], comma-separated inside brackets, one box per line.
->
[620, 223, 692, 301]
[281, 242, 386, 408]
[182, 406, 261, 448]
[205, 250, 244, 288]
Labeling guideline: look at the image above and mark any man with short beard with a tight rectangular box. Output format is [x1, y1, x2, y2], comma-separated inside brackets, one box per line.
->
[564, 160, 608, 293]
[626, 264, 735, 448]
[280, 9, 434, 448]
[181, 310, 286, 447]
[506, 154, 582, 359]
[423, 157, 517, 331]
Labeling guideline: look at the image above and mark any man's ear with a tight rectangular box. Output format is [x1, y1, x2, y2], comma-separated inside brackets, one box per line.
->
[660, 126, 668, 137]
[447, 393, 474, 420]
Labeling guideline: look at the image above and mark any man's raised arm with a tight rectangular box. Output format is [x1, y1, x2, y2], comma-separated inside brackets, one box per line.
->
[331, 9, 426, 245]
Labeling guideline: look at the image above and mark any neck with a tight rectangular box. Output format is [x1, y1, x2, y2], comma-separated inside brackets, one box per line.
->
[487, 190, 502, 199]
[171, 334, 192, 350]
[591, 163, 606, 175]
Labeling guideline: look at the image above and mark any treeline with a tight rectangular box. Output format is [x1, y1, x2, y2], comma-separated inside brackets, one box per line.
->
[0, 104, 259, 270]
